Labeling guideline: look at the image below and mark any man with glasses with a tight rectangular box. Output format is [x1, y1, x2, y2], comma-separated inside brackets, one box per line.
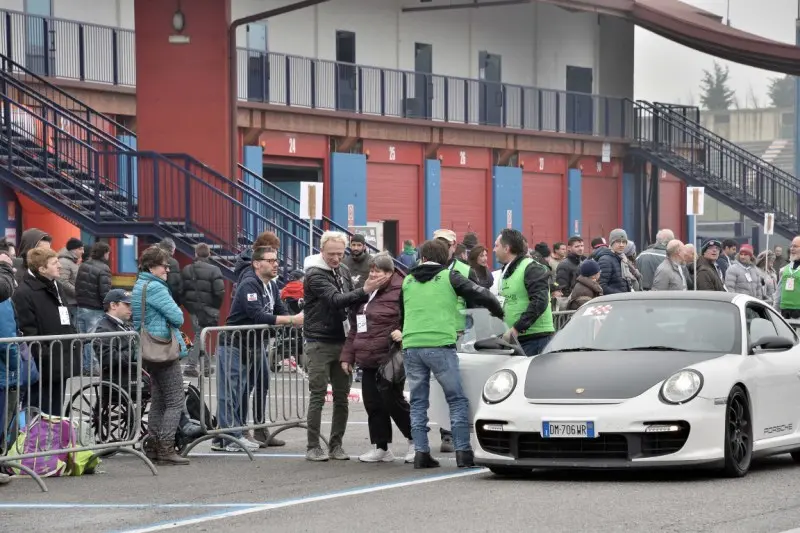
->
[776, 236, 800, 319]
[213, 246, 303, 452]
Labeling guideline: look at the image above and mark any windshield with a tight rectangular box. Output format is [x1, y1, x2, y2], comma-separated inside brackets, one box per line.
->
[544, 299, 742, 354]
[457, 308, 510, 353]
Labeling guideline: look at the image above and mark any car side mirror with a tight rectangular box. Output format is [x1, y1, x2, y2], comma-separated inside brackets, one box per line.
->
[750, 335, 795, 354]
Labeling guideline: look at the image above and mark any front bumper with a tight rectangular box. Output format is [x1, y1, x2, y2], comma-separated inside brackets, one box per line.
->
[472, 393, 725, 469]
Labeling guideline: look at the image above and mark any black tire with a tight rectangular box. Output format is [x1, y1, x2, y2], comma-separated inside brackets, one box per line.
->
[789, 450, 800, 463]
[489, 466, 531, 478]
[722, 385, 752, 478]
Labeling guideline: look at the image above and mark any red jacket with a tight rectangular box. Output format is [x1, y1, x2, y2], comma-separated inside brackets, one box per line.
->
[340, 271, 404, 368]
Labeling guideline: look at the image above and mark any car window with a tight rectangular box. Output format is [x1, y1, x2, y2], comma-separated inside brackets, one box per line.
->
[746, 304, 777, 345]
[543, 299, 741, 354]
[766, 308, 798, 345]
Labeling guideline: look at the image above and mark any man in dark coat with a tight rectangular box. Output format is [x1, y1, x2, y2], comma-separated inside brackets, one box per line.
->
[75, 242, 112, 375]
[158, 238, 184, 305]
[181, 243, 225, 377]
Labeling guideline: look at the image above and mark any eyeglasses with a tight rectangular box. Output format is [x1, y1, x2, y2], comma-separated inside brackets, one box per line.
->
[257, 258, 279, 264]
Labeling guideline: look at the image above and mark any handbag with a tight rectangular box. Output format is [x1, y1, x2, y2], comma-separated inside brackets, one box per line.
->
[378, 341, 405, 384]
[138, 281, 180, 364]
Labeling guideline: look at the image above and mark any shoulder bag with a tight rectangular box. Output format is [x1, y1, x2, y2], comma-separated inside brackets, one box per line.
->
[139, 281, 180, 364]
[378, 341, 405, 384]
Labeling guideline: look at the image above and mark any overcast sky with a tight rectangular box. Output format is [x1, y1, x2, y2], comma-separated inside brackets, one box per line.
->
[633, 0, 798, 106]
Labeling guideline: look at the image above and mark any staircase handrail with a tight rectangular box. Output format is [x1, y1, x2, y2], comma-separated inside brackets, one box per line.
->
[638, 99, 798, 185]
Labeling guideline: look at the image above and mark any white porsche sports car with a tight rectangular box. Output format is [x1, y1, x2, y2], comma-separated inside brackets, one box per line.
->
[429, 292, 800, 478]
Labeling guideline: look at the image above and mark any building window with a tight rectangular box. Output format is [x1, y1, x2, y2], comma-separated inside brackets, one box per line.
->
[24, 0, 54, 76]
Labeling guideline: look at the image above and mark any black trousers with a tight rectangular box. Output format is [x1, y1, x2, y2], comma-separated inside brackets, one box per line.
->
[361, 367, 411, 446]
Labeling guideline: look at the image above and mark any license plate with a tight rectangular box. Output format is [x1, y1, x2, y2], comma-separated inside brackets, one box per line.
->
[542, 421, 596, 438]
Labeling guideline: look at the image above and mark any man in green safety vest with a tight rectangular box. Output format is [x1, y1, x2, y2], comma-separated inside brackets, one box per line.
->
[400, 239, 504, 469]
[494, 228, 555, 356]
[777, 236, 800, 320]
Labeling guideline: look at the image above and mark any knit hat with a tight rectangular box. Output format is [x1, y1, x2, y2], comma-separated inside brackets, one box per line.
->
[623, 240, 637, 257]
[739, 244, 754, 256]
[350, 234, 366, 244]
[462, 232, 479, 250]
[580, 259, 601, 277]
[534, 242, 551, 258]
[66, 237, 84, 251]
[608, 228, 628, 246]
[591, 237, 607, 249]
[701, 239, 722, 254]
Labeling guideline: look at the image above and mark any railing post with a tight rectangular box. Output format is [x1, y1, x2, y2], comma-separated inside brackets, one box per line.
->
[43, 19, 50, 77]
[604, 98, 609, 137]
[4, 13, 11, 69]
[309, 59, 315, 108]
[519, 88, 525, 130]
[78, 25, 85, 81]
[111, 29, 119, 86]
[358, 66, 363, 114]
[501, 85, 507, 128]
[401, 71, 407, 118]
[379, 69, 385, 116]
[538, 90, 543, 131]
[285, 55, 291, 106]
[463, 79, 468, 124]
[555, 92, 560, 133]
[443, 77, 449, 123]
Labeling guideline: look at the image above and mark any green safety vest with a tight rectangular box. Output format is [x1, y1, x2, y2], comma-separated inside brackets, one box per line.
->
[401, 271, 459, 349]
[449, 260, 470, 331]
[780, 264, 800, 310]
[500, 257, 554, 336]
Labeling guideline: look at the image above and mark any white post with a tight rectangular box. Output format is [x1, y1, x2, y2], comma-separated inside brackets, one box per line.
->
[693, 214, 698, 291]
[309, 218, 314, 256]
[765, 233, 770, 261]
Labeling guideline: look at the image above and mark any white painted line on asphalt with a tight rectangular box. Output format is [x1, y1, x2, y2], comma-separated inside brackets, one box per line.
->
[116, 468, 487, 533]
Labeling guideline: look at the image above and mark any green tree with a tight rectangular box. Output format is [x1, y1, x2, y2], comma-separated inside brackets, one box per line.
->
[767, 75, 794, 108]
[699, 62, 735, 110]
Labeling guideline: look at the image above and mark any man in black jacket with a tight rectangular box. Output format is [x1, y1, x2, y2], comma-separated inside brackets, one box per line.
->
[94, 289, 135, 388]
[303, 231, 388, 462]
[75, 242, 112, 376]
[158, 238, 183, 305]
[181, 243, 225, 378]
[555, 236, 584, 297]
[213, 246, 303, 453]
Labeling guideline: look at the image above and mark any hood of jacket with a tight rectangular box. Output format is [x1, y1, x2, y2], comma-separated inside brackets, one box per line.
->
[234, 248, 253, 281]
[18, 228, 50, 267]
[594, 247, 618, 262]
[280, 279, 304, 300]
[575, 275, 603, 294]
[58, 247, 79, 263]
[304, 254, 333, 271]
[238, 265, 262, 287]
[407, 262, 447, 283]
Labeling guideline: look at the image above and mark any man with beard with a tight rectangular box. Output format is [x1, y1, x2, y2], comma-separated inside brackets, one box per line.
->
[343, 234, 372, 290]
[776, 236, 800, 319]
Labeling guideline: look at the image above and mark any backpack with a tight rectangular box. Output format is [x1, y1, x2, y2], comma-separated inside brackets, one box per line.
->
[6, 414, 75, 477]
[184, 382, 216, 431]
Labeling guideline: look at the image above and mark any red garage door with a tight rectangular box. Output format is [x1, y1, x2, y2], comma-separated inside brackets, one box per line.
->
[659, 173, 684, 238]
[523, 172, 563, 246]
[582, 175, 619, 240]
[441, 168, 488, 244]
[366, 163, 419, 244]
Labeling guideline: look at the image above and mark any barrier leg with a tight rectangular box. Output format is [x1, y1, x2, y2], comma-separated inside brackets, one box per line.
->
[180, 434, 256, 460]
[0, 459, 48, 492]
[268, 421, 330, 449]
[111, 447, 159, 476]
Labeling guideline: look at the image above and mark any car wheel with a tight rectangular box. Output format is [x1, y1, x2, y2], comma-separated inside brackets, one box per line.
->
[790, 450, 800, 463]
[489, 466, 531, 477]
[722, 385, 752, 478]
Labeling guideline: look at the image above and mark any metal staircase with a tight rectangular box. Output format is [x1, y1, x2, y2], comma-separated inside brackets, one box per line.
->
[0, 52, 395, 279]
[630, 99, 800, 240]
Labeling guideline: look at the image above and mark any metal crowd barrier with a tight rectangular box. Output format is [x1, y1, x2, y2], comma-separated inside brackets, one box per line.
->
[0, 330, 156, 492]
[553, 310, 576, 331]
[184, 323, 316, 459]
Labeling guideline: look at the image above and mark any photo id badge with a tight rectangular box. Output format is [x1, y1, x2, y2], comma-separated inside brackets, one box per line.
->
[58, 306, 71, 326]
[342, 320, 351, 336]
[356, 314, 367, 333]
[788, 278, 796, 291]
[745, 272, 752, 283]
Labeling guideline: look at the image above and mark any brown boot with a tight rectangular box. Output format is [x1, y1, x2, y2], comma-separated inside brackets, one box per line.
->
[143, 436, 158, 461]
[157, 440, 190, 466]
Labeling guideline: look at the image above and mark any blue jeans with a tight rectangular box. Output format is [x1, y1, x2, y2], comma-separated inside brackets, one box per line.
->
[519, 335, 553, 357]
[404, 347, 471, 454]
[76, 308, 104, 371]
[213, 345, 268, 444]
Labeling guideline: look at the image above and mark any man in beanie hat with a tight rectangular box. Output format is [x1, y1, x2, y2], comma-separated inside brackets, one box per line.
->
[595, 229, 631, 294]
[343, 234, 372, 290]
[694, 239, 726, 291]
[724, 244, 764, 298]
[58, 237, 84, 326]
[566, 259, 603, 310]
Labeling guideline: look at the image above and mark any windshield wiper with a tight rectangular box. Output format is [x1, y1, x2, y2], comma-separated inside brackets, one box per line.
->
[619, 346, 688, 352]
[545, 347, 605, 353]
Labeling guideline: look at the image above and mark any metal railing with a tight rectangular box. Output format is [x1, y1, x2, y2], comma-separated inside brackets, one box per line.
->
[0, 331, 155, 492]
[0, 7, 633, 139]
[183, 323, 315, 458]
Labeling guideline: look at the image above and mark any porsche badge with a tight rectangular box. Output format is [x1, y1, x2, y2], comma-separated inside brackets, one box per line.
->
[575, 388, 585, 394]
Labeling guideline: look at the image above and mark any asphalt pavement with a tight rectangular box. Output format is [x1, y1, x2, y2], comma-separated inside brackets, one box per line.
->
[4, 384, 800, 533]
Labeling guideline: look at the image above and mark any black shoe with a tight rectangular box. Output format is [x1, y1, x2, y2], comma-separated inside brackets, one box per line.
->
[414, 451, 440, 469]
[456, 450, 475, 468]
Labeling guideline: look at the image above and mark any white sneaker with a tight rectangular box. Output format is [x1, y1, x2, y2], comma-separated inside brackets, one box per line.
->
[224, 439, 261, 453]
[358, 447, 396, 463]
[404, 440, 415, 464]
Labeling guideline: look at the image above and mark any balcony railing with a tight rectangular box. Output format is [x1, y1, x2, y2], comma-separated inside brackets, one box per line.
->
[0, 7, 633, 138]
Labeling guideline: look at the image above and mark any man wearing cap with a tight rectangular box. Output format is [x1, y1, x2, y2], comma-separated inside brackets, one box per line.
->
[589, 237, 608, 260]
[58, 237, 83, 326]
[775, 236, 800, 319]
[694, 239, 726, 291]
[724, 244, 764, 298]
[343, 234, 372, 290]
[94, 289, 135, 385]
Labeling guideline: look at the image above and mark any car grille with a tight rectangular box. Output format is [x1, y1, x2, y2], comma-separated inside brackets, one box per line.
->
[476, 423, 690, 461]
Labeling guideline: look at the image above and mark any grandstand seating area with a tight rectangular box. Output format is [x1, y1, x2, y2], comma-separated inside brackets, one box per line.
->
[738, 140, 795, 176]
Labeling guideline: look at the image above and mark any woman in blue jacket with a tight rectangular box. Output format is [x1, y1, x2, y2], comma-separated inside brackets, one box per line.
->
[132, 246, 189, 466]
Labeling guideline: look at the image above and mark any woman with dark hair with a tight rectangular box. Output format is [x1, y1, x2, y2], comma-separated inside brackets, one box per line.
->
[340, 252, 414, 464]
[467, 245, 493, 289]
[132, 246, 189, 466]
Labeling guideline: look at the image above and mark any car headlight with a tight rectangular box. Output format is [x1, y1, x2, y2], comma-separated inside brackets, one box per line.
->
[659, 369, 704, 405]
[483, 370, 517, 404]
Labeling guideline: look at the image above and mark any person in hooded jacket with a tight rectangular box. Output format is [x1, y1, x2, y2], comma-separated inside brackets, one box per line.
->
[694, 239, 727, 291]
[75, 242, 113, 375]
[556, 236, 585, 297]
[343, 233, 372, 290]
[280, 270, 305, 314]
[567, 259, 604, 310]
[13, 248, 81, 416]
[401, 239, 503, 469]
[232, 231, 282, 294]
[724, 244, 764, 298]
[58, 238, 83, 326]
[14, 228, 51, 285]
[398, 240, 418, 270]
[596, 229, 632, 295]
